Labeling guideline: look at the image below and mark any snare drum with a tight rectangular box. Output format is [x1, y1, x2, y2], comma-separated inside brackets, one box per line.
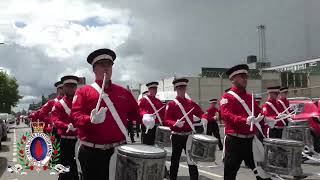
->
[115, 144, 167, 180]
[261, 138, 304, 176]
[288, 120, 309, 127]
[189, 134, 218, 163]
[155, 126, 172, 147]
[282, 126, 314, 148]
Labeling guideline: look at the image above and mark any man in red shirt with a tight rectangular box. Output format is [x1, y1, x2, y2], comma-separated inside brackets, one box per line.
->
[51, 75, 79, 180]
[164, 77, 205, 180]
[203, 98, 223, 150]
[220, 64, 272, 180]
[262, 86, 286, 138]
[29, 81, 65, 133]
[138, 81, 165, 145]
[71, 48, 141, 180]
[278, 87, 290, 112]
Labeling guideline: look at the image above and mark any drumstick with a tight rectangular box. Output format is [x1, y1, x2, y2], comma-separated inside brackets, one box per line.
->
[95, 73, 106, 112]
[275, 111, 295, 122]
[151, 105, 166, 115]
[177, 107, 195, 122]
[250, 91, 254, 131]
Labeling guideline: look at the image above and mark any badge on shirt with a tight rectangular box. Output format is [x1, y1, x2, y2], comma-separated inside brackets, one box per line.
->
[220, 98, 228, 105]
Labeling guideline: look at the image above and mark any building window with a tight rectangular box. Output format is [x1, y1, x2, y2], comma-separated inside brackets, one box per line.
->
[281, 72, 307, 88]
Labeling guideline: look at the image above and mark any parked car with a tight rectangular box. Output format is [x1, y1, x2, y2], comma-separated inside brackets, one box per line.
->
[288, 98, 320, 152]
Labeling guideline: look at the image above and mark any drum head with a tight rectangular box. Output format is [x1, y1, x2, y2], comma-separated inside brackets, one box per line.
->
[157, 126, 171, 131]
[117, 144, 166, 159]
[263, 138, 304, 147]
[192, 134, 218, 143]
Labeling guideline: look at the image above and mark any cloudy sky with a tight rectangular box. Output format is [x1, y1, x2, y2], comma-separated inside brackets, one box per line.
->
[0, 0, 320, 111]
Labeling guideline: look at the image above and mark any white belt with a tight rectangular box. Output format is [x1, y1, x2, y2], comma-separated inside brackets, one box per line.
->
[228, 133, 254, 139]
[80, 140, 125, 150]
[171, 131, 192, 136]
[61, 135, 77, 140]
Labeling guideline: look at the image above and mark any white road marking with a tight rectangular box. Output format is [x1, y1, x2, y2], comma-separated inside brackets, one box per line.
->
[179, 164, 223, 178]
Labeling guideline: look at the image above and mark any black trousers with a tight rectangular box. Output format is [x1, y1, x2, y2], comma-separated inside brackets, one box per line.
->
[79, 145, 114, 180]
[58, 138, 78, 180]
[207, 121, 223, 150]
[170, 134, 198, 180]
[127, 121, 135, 143]
[311, 130, 320, 153]
[268, 128, 283, 139]
[141, 124, 157, 145]
[224, 135, 269, 180]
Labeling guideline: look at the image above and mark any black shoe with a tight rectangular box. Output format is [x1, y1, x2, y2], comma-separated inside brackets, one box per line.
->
[164, 169, 170, 179]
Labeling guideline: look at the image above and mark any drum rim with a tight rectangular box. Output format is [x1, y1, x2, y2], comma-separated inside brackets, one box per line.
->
[157, 126, 171, 130]
[263, 138, 304, 147]
[192, 134, 219, 142]
[117, 144, 167, 159]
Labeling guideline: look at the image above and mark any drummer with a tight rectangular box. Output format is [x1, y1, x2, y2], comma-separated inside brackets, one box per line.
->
[164, 77, 206, 180]
[138, 81, 165, 145]
[262, 86, 286, 138]
[71, 48, 141, 180]
[277, 87, 292, 115]
[220, 64, 273, 180]
[202, 98, 223, 150]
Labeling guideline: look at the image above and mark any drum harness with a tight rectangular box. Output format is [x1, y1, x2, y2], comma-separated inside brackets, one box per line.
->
[78, 82, 131, 150]
[144, 96, 163, 125]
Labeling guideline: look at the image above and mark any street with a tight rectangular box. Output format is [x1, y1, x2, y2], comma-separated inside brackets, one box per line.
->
[0, 124, 319, 180]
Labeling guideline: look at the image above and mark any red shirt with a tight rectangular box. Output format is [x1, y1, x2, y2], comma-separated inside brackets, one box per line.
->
[71, 80, 141, 144]
[262, 98, 285, 127]
[277, 97, 291, 114]
[164, 96, 204, 132]
[220, 86, 261, 135]
[51, 96, 77, 136]
[202, 104, 219, 122]
[138, 95, 165, 124]
[30, 96, 63, 133]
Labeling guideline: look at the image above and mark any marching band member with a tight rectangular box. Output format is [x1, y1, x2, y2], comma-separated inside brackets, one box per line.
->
[164, 77, 205, 180]
[51, 75, 79, 180]
[277, 87, 290, 113]
[71, 48, 141, 180]
[29, 81, 64, 133]
[262, 86, 286, 138]
[220, 64, 273, 180]
[203, 98, 223, 150]
[138, 81, 165, 145]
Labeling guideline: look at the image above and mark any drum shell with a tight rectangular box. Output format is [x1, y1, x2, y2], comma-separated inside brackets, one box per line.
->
[115, 145, 167, 180]
[189, 134, 218, 163]
[261, 138, 304, 176]
[282, 126, 313, 147]
[155, 126, 172, 148]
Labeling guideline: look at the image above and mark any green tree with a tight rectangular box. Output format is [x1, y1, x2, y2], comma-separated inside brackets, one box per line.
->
[41, 95, 47, 105]
[0, 71, 23, 113]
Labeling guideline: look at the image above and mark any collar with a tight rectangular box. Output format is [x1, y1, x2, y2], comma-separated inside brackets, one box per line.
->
[230, 86, 246, 95]
[267, 98, 277, 104]
[176, 96, 188, 103]
[95, 79, 113, 91]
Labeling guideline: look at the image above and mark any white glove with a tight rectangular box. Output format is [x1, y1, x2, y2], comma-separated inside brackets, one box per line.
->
[90, 107, 108, 124]
[174, 120, 185, 128]
[193, 115, 201, 122]
[213, 116, 217, 120]
[287, 117, 293, 123]
[201, 118, 208, 125]
[255, 113, 265, 123]
[142, 114, 156, 130]
[276, 113, 287, 119]
[66, 123, 76, 133]
[246, 116, 256, 125]
[265, 117, 276, 128]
